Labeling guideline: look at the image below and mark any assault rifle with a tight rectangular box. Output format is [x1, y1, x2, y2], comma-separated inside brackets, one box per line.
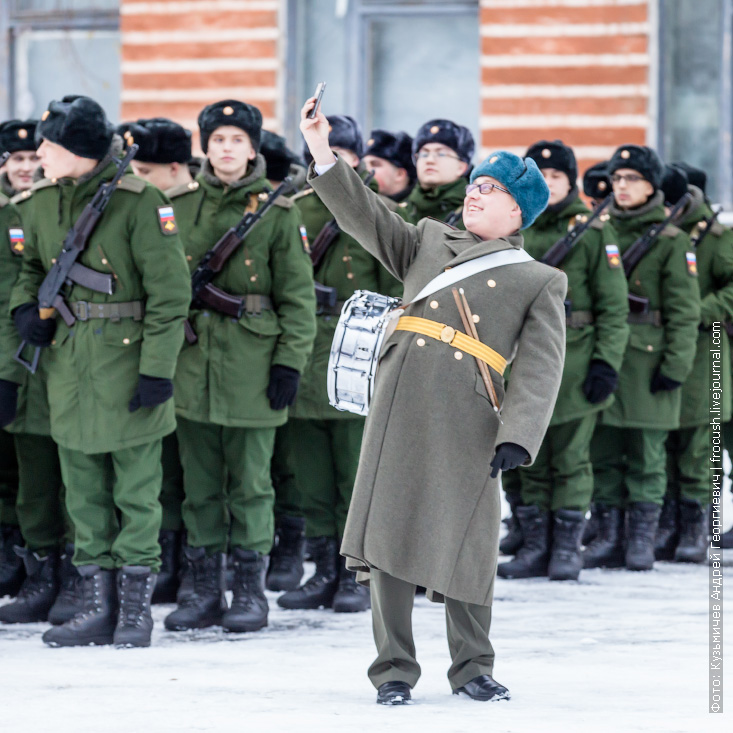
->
[14, 144, 138, 374]
[541, 194, 613, 267]
[691, 206, 721, 250]
[184, 178, 294, 345]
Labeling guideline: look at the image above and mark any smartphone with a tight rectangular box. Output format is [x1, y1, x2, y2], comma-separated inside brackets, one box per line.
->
[308, 82, 326, 119]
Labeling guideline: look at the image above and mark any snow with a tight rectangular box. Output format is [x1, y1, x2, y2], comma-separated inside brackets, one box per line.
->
[1, 492, 731, 732]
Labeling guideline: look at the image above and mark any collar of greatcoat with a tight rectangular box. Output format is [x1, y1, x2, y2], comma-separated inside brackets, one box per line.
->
[441, 228, 525, 268]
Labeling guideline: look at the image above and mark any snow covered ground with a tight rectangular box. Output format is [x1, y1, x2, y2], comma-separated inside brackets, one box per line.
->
[1, 490, 731, 733]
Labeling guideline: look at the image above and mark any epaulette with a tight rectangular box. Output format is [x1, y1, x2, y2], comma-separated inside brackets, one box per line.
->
[661, 223, 682, 238]
[291, 187, 315, 202]
[710, 220, 726, 237]
[0, 192, 9, 209]
[167, 180, 200, 199]
[117, 176, 147, 194]
[273, 195, 293, 209]
[589, 216, 606, 231]
[11, 187, 37, 204]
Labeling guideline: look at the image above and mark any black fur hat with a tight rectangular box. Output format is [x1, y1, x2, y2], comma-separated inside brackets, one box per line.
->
[0, 119, 39, 153]
[583, 161, 611, 199]
[525, 139, 578, 185]
[607, 144, 664, 190]
[260, 130, 303, 182]
[117, 118, 192, 164]
[302, 114, 364, 165]
[661, 164, 689, 206]
[672, 161, 707, 194]
[35, 95, 113, 159]
[198, 99, 262, 154]
[412, 119, 474, 164]
[364, 130, 416, 183]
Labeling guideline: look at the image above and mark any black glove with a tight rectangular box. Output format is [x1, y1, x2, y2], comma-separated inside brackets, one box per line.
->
[129, 375, 174, 412]
[267, 365, 300, 411]
[0, 379, 19, 428]
[13, 303, 57, 347]
[650, 367, 682, 394]
[582, 359, 619, 404]
[490, 442, 529, 478]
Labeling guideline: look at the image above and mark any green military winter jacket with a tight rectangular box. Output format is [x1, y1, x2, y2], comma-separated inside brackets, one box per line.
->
[9, 151, 191, 454]
[170, 155, 316, 428]
[676, 185, 733, 426]
[600, 190, 701, 430]
[405, 177, 467, 228]
[522, 194, 630, 425]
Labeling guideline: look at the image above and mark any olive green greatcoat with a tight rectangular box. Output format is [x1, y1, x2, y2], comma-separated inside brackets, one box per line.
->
[405, 177, 467, 228]
[309, 157, 567, 606]
[169, 156, 316, 428]
[600, 191, 701, 430]
[9, 158, 191, 454]
[522, 195, 630, 425]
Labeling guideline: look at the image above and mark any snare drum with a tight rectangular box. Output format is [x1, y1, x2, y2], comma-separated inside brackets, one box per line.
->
[327, 290, 402, 416]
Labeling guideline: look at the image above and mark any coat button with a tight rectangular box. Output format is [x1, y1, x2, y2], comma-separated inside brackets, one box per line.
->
[430, 300, 439, 309]
[186, 255, 192, 261]
[635, 279, 641, 286]
[416, 338, 426, 347]
[347, 272, 354, 279]
[472, 314, 480, 323]
[250, 275, 258, 282]
[454, 351, 463, 360]
[487, 279, 496, 288]
[123, 338, 130, 345]
[245, 259, 253, 266]
[646, 345, 653, 352]
[101, 258, 108, 265]
[51, 340, 56, 346]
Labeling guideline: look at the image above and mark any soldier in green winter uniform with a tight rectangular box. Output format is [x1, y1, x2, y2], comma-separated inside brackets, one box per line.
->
[9, 96, 191, 647]
[163, 100, 316, 634]
[404, 119, 474, 228]
[586, 145, 701, 572]
[656, 163, 733, 562]
[0, 119, 80, 625]
[497, 141, 629, 582]
[276, 116, 402, 614]
[362, 130, 416, 203]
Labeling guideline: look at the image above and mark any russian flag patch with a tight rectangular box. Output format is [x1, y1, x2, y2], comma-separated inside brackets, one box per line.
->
[157, 206, 178, 235]
[605, 243, 621, 269]
[8, 228, 24, 255]
[686, 251, 698, 276]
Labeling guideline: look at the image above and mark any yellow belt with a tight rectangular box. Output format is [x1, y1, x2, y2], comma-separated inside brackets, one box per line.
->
[395, 316, 507, 376]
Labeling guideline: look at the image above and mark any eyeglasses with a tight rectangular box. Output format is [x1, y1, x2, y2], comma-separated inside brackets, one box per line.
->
[465, 182, 510, 196]
[414, 150, 460, 162]
[611, 173, 645, 184]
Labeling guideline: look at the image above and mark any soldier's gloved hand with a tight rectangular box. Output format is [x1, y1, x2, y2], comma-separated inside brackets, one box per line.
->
[490, 442, 529, 478]
[650, 367, 682, 394]
[267, 365, 300, 410]
[13, 303, 57, 347]
[129, 375, 174, 412]
[0, 379, 19, 428]
[582, 359, 619, 404]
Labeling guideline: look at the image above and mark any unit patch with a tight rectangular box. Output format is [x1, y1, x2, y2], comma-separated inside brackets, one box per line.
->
[299, 225, 310, 253]
[605, 244, 621, 269]
[686, 251, 698, 276]
[157, 206, 178, 235]
[8, 228, 25, 255]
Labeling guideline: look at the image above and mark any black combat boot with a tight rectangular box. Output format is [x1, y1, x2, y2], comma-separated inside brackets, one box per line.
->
[582, 503, 599, 546]
[176, 535, 194, 604]
[625, 502, 662, 571]
[42, 565, 117, 647]
[48, 544, 83, 625]
[674, 499, 708, 563]
[277, 536, 340, 610]
[152, 530, 181, 604]
[548, 509, 585, 581]
[653, 498, 679, 561]
[114, 566, 157, 647]
[582, 505, 625, 568]
[0, 525, 25, 597]
[333, 556, 371, 613]
[499, 495, 524, 556]
[266, 515, 305, 592]
[164, 547, 227, 631]
[496, 505, 550, 579]
[222, 548, 268, 633]
[0, 547, 59, 623]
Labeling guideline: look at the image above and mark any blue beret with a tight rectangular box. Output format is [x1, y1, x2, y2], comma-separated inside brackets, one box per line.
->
[470, 151, 550, 230]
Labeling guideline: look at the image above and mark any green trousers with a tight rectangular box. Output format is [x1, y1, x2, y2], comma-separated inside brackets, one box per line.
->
[520, 414, 597, 512]
[590, 425, 668, 508]
[665, 426, 712, 504]
[271, 422, 303, 518]
[58, 440, 163, 571]
[288, 418, 364, 539]
[177, 417, 276, 555]
[160, 432, 184, 532]
[0, 428, 19, 527]
[15, 433, 71, 553]
[369, 568, 495, 691]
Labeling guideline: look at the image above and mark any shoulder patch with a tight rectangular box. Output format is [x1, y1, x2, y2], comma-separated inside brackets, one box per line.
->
[11, 189, 34, 205]
[157, 206, 179, 235]
[31, 178, 57, 192]
[686, 251, 698, 277]
[8, 228, 25, 256]
[167, 180, 199, 199]
[273, 195, 293, 210]
[0, 193, 9, 209]
[117, 175, 147, 194]
[605, 244, 621, 269]
[589, 217, 605, 231]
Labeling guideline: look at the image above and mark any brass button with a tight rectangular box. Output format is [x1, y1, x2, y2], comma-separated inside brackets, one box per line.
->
[621, 149, 631, 159]
[187, 181, 198, 190]
[541, 148, 551, 158]
[347, 272, 354, 280]
[186, 255, 192, 261]
[635, 279, 641, 286]
[123, 338, 130, 345]
[18, 128, 28, 139]
[646, 345, 653, 352]
[342, 255, 351, 262]
[244, 259, 253, 266]
[416, 338, 426, 347]
[51, 178, 57, 184]
[430, 300, 439, 309]
[440, 325, 456, 344]
[101, 258, 108, 265]
[51, 340, 56, 346]
[430, 125, 440, 134]
[487, 279, 496, 288]
[454, 351, 463, 360]
[250, 275, 258, 282]
[223, 105, 234, 115]
[51, 258, 56, 264]
[472, 314, 480, 323]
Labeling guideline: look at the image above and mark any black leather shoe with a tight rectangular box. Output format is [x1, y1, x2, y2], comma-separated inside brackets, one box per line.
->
[453, 674, 510, 702]
[376, 681, 411, 705]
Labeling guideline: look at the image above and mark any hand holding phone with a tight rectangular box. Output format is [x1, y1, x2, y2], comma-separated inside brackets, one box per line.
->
[307, 82, 326, 119]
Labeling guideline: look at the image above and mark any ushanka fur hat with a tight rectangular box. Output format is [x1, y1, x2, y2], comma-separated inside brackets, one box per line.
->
[470, 151, 550, 230]
[35, 95, 113, 159]
[583, 161, 611, 200]
[117, 118, 192, 164]
[260, 130, 304, 182]
[672, 161, 707, 195]
[412, 119, 474, 164]
[607, 144, 664, 190]
[661, 164, 689, 206]
[198, 99, 263, 154]
[0, 119, 39, 153]
[302, 114, 364, 165]
[525, 139, 578, 185]
[364, 130, 416, 182]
